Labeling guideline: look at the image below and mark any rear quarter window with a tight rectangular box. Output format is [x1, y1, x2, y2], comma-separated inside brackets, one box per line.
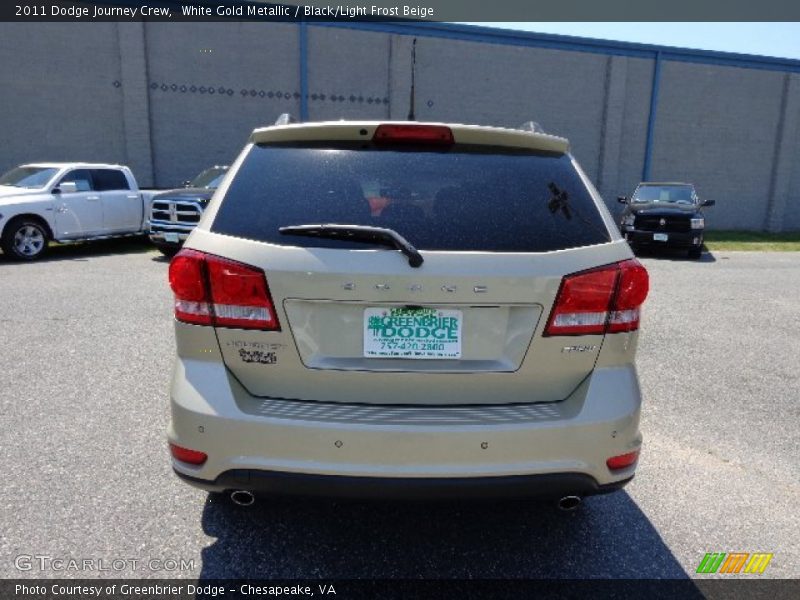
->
[211, 143, 610, 252]
[91, 169, 130, 191]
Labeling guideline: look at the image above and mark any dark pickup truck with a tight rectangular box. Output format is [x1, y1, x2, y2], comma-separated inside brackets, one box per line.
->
[147, 166, 229, 257]
[618, 182, 715, 259]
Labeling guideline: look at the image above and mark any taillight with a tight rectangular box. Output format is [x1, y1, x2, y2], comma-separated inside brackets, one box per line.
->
[168, 249, 280, 331]
[169, 250, 212, 325]
[169, 443, 207, 465]
[544, 259, 649, 336]
[606, 449, 640, 471]
[372, 124, 454, 146]
[206, 256, 277, 329]
[608, 259, 649, 333]
[544, 266, 618, 336]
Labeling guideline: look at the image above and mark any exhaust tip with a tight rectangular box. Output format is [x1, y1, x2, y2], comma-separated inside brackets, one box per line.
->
[230, 490, 255, 506]
[557, 495, 582, 511]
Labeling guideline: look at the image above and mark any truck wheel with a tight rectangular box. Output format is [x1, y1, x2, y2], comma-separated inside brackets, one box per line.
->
[1, 218, 49, 261]
[688, 247, 702, 259]
[154, 243, 180, 258]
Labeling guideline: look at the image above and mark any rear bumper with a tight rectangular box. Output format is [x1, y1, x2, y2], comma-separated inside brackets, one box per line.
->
[623, 228, 703, 248]
[174, 468, 633, 499]
[167, 325, 643, 498]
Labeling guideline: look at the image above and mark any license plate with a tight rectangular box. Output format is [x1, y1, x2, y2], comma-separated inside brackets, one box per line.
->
[364, 307, 462, 359]
[164, 232, 179, 243]
[653, 233, 669, 242]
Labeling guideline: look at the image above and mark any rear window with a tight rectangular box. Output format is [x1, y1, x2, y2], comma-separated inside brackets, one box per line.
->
[211, 143, 610, 252]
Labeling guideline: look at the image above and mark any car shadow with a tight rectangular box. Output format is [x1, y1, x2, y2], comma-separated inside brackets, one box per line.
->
[0, 236, 156, 264]
[631, 246, 717, 263]
[197, 490, 697, 580]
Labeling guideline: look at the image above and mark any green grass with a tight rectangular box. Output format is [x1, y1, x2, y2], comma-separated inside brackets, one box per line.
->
[703, 231, 800, 251]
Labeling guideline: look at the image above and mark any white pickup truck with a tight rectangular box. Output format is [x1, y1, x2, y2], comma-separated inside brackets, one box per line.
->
[0, 163, 160, 260]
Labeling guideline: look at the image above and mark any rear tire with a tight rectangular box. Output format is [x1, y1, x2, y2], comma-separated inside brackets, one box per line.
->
[154, 243, 180, 258]
[1, 217, 49, 261]
[688, 247, 702, 259]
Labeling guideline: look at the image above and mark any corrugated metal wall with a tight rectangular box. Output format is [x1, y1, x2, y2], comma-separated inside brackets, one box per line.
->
[1, 21, 798, 231]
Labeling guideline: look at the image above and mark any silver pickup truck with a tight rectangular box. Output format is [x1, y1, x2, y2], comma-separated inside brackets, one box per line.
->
[0, 163, 160, 260]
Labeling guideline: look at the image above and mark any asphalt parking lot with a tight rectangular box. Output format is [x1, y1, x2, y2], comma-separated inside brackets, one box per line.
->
[0, 241, 797, 580]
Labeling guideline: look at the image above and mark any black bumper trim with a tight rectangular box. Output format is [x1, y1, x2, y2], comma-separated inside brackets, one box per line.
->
[174, 468, 633, 500]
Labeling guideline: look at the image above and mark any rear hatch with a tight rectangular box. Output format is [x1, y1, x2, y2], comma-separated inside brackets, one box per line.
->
[188, 123, 631, 405]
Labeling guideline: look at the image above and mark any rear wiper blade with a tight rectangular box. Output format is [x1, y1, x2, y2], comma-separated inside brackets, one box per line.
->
[279, 224, 424, 268]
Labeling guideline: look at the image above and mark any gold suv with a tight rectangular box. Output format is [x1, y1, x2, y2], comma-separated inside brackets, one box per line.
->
[166, 121, 649, 508]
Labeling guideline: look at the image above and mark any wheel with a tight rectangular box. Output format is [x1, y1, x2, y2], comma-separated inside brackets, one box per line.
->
[1, 217, 49, 261]
[154, 243, 180, 258]
[688, 247, 702, 259]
